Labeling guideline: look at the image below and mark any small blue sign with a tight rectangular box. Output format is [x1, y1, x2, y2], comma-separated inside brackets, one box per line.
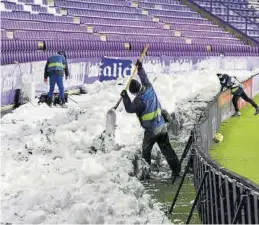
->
[99, 57, 132, 81]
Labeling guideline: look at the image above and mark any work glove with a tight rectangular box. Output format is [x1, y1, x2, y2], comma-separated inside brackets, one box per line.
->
[120, 90, 129, 98]
[135, 60, 143, 69]
[44, 78, 48, 84]
[161, 109, 171, 123]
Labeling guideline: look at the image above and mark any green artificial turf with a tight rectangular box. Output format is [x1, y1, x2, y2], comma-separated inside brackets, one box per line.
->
[210, 95, 259, 184]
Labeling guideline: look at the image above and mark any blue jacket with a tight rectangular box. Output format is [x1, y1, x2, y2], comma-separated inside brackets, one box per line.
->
[122, 68, 165, 130]
[44, 54, 69, 79]
[220, 74, 243, 94]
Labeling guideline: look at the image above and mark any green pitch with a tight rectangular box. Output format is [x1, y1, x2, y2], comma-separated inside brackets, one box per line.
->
[210, 95, 259, 184]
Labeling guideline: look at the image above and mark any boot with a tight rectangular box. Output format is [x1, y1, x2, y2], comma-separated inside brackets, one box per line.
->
[60, 99, 67, 108]
[171, 163, 181, 178]
[171, 170, 181, 181]
[232, 111, 241, 117]
[46, 96, 53, 107]
[255, 107, 259, 115]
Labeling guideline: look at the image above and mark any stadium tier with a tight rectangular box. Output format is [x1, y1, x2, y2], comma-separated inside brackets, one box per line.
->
[1, 0, 259, 64]
[191, 0, 259, 41]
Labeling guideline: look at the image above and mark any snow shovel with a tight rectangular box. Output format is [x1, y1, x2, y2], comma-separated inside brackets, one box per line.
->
[105, 44, 150, 135]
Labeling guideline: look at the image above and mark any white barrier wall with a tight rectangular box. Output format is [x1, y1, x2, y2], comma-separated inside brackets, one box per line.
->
[1, 56, 259, 106]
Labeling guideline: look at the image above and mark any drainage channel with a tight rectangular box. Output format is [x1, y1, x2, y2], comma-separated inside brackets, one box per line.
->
[141, 104, 204, 224]
[142, 139, 201, 224]
[143, 174, 201, 224]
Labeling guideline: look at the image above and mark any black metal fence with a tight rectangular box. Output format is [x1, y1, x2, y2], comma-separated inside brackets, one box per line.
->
[190, 74, 259, 224]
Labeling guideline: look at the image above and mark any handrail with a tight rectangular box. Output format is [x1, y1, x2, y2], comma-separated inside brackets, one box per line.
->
[209, 0, 259, 34]
[186, 0, 259, 45]
[214, 0, 259, 28]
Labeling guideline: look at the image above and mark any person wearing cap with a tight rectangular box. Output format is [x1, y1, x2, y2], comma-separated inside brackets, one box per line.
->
[44, 51, 69, 107]
[217, 73, 259, 116]
[120, 60, 181, 177]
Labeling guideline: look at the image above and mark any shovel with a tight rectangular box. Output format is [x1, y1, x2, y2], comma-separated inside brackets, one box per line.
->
[105, 44, 150, 135]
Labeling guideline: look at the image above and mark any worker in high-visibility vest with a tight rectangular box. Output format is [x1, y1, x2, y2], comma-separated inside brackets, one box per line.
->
[217, 73, 259, 116]
[44, 51, 69, 107]
[121, 60, 181, 177]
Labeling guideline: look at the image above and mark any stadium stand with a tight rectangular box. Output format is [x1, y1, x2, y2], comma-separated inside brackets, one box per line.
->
[191, 0, 259, 41]
[1, 0, 259, 65]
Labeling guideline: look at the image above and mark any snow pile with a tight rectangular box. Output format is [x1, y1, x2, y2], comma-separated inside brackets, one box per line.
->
[1, 107, 166, 223]
[1, 68, 255, 224]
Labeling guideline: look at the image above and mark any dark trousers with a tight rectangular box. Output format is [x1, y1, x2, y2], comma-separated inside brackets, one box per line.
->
[232, 88, 258, 112]
[142, 129, 181, 174]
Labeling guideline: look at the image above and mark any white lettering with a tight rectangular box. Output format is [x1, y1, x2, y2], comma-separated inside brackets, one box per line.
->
[117, 63, 123, 78]
[103, 66, 112, 77]
[113, 63, 117, 77]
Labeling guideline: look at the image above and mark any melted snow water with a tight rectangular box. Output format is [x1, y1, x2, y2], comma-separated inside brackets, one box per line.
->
[142, 139, 202, 224]
[142, 175, 201, 224]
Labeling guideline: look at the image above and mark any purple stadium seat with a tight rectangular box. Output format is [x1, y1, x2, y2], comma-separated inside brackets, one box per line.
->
[80, 17, 163, 28]
[1, 19, 88, 32]
[1, 40, 40, 51]
[192, 0, 259, 42]
[0, 0, 257, 65]
[54, 0, 139, 13]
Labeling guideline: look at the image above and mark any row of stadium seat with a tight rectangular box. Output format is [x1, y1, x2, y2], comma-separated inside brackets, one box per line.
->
[2, 40, 258, 53]
[4, 50, 258, 65]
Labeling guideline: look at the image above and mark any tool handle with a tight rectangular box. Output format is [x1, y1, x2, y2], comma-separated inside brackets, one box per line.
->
[114, 44, 149, 110]
[114, 96, 123, 110]
[124, 44, 149, 91]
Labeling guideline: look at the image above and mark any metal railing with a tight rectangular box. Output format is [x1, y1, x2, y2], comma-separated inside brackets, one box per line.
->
[168, 73, 259, 223]
[213, 1, 259, 34]
[190, 73, 259, 223]
[187, 0, 259, 45]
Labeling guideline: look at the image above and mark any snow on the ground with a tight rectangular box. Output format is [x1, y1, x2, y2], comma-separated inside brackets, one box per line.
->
[0, 68, 256, 224]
